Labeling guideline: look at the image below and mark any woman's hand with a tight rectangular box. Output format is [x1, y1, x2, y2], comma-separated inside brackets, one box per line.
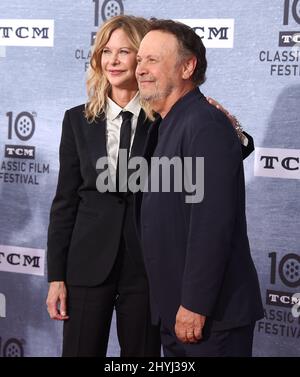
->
[46, 281, 69, 321]
[206, 97, 246, 144]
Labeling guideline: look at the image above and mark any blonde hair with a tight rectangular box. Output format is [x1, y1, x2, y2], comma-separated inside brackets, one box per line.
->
[85, 15, 153, 122]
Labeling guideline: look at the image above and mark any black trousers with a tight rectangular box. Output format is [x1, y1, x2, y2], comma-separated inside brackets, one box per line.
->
[160, 321, 255, 357]
[62, 240, 161, 357]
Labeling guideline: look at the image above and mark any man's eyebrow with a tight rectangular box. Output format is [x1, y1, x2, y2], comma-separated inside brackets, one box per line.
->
[136, 54, 160, 59]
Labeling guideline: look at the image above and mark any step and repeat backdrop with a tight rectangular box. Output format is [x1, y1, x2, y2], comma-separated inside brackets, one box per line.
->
[0, 0, 299, 357]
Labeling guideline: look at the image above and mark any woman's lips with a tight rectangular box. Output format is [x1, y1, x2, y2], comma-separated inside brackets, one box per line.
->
[108, 70, 125, 76]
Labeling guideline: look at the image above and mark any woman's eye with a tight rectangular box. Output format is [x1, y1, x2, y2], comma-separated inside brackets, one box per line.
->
[120, 50, 129, 54]
[102, 49, 110, 54]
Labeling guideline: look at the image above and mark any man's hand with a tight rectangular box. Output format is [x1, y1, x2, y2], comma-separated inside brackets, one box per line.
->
[206, 97, 247, 144]
[46, 281, 69, 321]
[175, 305, 206, 343]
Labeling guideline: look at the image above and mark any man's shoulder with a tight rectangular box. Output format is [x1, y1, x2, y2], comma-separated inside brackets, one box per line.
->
[181, 94, 228, 133]
[179, 93, 238, 146]
[190, 94, 228, 123]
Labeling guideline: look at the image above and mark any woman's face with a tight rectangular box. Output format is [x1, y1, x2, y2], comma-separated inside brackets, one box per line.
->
[101, 28, 138, 91]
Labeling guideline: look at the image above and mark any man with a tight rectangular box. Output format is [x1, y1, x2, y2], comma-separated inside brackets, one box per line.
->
[135, 19, 264, 357]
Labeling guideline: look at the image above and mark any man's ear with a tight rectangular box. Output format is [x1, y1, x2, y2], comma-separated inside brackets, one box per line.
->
[182, 55, 197, 80]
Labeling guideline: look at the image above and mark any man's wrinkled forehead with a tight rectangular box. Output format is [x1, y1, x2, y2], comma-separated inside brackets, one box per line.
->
[138, 30, 179, 58]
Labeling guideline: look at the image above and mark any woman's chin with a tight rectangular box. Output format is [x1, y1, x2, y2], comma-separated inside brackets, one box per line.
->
[110, 79, 138, 92]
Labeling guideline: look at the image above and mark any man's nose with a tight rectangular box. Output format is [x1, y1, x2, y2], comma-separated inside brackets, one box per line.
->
[136, 61, 147, 76]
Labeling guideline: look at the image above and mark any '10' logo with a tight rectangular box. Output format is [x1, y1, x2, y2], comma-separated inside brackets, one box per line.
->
[269, 252, 300, 288]
[6, 112, 35, 141]
[283, 0, 300, 24]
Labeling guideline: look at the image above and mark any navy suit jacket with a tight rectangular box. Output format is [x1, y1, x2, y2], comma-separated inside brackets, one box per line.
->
[137, 88, 263, 331]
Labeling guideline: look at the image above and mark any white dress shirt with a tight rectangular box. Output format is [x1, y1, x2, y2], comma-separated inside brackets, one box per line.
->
[105, 91, 141, 187]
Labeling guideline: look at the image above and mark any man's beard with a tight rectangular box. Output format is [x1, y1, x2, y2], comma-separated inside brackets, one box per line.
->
[139, 80, 174, 103]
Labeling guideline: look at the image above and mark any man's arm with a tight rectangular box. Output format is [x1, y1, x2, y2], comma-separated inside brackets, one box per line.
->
[181, 118, 242, 319]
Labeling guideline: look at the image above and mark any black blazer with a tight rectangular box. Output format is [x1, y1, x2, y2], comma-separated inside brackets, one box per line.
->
[47, 105, 151, 286]
[47, 101, 254, 288]
[136, 88, 263, 331]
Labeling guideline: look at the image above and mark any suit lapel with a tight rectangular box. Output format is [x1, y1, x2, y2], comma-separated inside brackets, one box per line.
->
[143, 114, 161, 164]
[134, 114, 161, 222]
[130, 109, 151, 158]
[85, 116, 108, 170]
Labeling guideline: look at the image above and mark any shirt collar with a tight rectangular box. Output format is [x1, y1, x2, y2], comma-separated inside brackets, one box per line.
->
[106, 91, 141, 121]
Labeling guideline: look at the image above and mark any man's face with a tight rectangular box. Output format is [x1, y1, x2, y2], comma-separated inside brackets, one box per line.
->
[136, 31, 182, 104]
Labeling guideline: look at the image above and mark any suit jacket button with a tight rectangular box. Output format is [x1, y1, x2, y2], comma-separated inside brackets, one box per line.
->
[118, 199, 123, 204]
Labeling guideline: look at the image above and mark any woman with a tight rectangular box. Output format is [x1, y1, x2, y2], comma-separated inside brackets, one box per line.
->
[46, 15, 253, 357]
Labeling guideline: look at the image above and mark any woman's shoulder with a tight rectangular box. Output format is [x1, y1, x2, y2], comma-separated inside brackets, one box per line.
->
[64, 104, 92, 129]
[66, 104, 106, 126]
[66, 103, 86, 117]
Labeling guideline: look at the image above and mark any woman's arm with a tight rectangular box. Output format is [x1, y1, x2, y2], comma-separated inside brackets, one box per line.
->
[46, 110, 83, 321]
[206, 97, 254, 160]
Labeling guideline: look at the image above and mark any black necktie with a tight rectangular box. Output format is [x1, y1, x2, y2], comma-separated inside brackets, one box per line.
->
[116, 111, 133, 192]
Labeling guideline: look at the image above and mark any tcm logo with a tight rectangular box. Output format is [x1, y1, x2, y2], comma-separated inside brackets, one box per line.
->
[279, 0, 300, 47]
[267, 290, 300, 318]
[175, 19, 234, 48]
[267, 290, 300, 308]
[279, 31, 300, 46]
[0, 245, 45, 276]
[5, 145, 35, 159]
[0, 293, 6, 318]
[0, 19, 54, 47]
[4, 112, 36, 159]
[254, 147, 300, 180]
[266, 252, 300, 317]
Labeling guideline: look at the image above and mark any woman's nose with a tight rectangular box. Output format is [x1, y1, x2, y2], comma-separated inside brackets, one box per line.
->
[110, 52, 120, 65]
